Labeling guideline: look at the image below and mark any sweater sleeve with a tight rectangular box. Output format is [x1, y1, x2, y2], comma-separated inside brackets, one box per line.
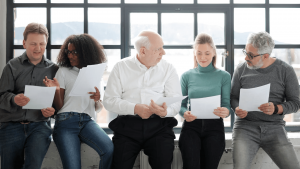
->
[179, 72, 189, 117]
[221, 72, 231, 113]
[281, 65, 300, 115]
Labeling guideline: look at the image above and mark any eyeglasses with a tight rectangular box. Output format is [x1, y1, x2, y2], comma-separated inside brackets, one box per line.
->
[242, 49, 266, 60]
[64, 49, 78, 55]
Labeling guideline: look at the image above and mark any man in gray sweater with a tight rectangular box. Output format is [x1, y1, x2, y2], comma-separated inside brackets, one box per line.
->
[231, 31, 300, 169]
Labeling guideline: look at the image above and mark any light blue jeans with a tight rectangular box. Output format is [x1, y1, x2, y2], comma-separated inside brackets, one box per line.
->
[232, 123, 300, 169]
[53, 112, 114, 169]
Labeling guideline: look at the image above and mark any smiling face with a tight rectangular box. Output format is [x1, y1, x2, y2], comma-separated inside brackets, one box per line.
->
[194, 43, 215, 67]
[22, 33, 47, 65]
[67, 43, 81, 68]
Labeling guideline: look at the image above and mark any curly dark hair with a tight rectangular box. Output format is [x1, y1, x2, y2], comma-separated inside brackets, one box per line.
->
[57, 34, 107, 68]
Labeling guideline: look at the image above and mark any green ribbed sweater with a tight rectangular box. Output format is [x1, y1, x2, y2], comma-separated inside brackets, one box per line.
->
[179, 62, 231, 117]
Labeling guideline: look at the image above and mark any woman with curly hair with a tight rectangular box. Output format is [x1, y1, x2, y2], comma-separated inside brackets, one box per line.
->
[43, 34, 113, 169]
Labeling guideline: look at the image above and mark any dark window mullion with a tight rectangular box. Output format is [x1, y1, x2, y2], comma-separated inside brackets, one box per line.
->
[158, 12, 161, 35]
[47, 0, 51, 60]
[194, 12, 197, 42]
[84, 0, 88, 34]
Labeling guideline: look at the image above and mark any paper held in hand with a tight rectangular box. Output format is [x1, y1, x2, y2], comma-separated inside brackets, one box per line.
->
[23, 85, 56, 109]
[191, 95, 220, 119]
[154, 96, 187, 106]
[69, 63, 107, 96]
[239, 83, 270, 112]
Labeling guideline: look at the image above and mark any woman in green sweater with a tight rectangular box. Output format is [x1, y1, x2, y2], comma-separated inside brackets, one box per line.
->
[178, 33, 231, 169]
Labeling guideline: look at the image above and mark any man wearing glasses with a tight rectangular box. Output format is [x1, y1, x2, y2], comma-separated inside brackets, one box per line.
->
[231, 31, 300, 169]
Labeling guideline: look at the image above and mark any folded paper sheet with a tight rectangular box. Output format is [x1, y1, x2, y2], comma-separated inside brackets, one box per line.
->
[239, 83, 270, 112]
[155, 96, 187, 106]
[69, 63, 107, 96]
[191, 95, 220, 119]
[23, 85, 56, 109]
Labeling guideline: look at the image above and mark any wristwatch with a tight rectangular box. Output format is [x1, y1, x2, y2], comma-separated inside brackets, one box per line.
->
[273, 104, 278, 115]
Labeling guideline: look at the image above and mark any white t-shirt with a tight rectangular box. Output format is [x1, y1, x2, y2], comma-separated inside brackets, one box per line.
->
[55, 67, 102, 119]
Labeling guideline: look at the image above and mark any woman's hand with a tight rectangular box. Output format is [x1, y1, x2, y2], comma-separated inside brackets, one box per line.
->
[213, 107, 229, 118]
[183, 111, 197, 122]
[43, 76, 60, 90]
[88, 86, 101, 102]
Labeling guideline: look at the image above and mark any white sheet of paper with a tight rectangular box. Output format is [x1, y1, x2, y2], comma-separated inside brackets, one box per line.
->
[191, 95, 220, 119]
[239, 83, 270, 112]
[155, 96, 187, 106]
[69, 63, 107, 96]
[23, 85, 56, 109]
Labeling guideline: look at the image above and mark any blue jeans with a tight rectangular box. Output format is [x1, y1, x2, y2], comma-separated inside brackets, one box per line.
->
[0, 121, 52, 169]
[232, 123, 300, 169]
[53, 112, 114, 169]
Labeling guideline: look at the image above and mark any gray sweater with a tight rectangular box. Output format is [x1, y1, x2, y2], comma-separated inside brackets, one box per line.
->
[231, 58, 300, 125]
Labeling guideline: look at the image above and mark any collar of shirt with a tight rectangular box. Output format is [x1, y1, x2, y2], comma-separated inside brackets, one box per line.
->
[133, 54, 159, 70]
[20, 51, 51, 67]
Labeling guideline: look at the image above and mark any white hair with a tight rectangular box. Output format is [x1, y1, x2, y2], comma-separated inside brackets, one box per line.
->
[134, 36, 151, 54]
[247, 31, 275, 55]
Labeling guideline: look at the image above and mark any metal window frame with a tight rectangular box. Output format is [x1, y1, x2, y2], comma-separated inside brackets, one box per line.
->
[6, 0, 300, 133]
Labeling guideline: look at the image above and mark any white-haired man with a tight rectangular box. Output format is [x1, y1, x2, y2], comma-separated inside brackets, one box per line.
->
[231, 31, 300, 169]
[103, 31, 182, 169]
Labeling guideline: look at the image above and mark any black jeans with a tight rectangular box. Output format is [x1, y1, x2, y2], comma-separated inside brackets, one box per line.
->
[109, 115, 178, 169]
[179, 119, 225, 169]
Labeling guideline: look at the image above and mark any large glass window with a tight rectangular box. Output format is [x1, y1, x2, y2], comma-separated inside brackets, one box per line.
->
[88, 8, 121, 45]
[234, 8, 265, 44]
[8, 0, 300, 131]
[270, 8, 300, 45]
[14, 8, 46, 45]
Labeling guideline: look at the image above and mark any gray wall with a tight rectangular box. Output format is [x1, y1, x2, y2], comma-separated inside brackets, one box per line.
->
[0, 0, 6, 75]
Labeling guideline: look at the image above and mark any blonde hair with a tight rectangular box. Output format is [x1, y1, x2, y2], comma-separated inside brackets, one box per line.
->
[23, 22, 48, 41]
[193, 33, 217, 68]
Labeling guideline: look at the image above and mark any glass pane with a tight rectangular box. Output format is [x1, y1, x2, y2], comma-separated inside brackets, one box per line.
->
[198, 13, 225, 45]
[100, 49, 121, 124]
[14, 8, 47, 45]
[15, 0, 46, 3]
[51, 8, 84, 45]
[234, 8, 265, 44]
[162, 0, 193, 3]
[88, 8, 120, 45]
[162, 13, 194, 45]
[130, 13, 158, 45]
[51, 49, 60, 63]
[270, 0, 300, 3]
[270, 8, 300, 44]
[14, 49, 26, 58]
[234, 0, 265, 3]
[125, 0, 157, 3]
[89, 0, 120, 3]
[14, 49, 46, 58]
[51, 0, 83, 3]
[234, 48, 245, 70]
[198, 0, 229, 3]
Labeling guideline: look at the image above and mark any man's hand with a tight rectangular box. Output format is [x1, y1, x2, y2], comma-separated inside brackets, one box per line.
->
[88, 86, 100, 102]
[149, 100, 167, 117]
[43, 76, 60, 90]
[235, 107, 248, 118]
[134, 104, 153, 119]
[14, 93, 30, 107]
[213, 107, 229, 118]
[41, 107, 55, 117]
[183, 111, 197, 122]
[258, 102, 274, 115]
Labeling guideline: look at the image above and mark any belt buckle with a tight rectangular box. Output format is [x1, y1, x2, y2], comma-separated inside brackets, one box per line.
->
[20, 121, 30, 124]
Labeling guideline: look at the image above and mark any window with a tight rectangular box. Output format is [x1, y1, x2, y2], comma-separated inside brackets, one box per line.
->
[7, 0, 300, 132]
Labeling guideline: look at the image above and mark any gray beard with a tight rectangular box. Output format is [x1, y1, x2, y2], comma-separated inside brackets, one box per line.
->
[247, 57, 264, 69]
